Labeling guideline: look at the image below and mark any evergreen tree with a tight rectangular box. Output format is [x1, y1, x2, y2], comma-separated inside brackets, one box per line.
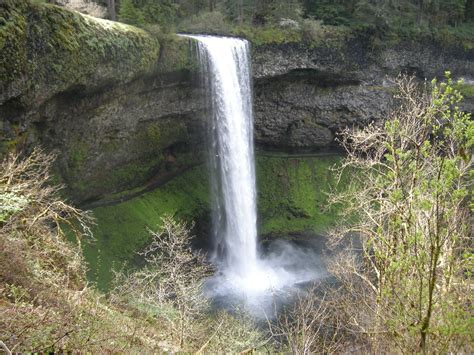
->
[119, 0, 145, 26]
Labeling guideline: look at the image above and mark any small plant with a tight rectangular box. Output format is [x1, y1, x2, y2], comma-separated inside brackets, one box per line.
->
[177, 11, 232, 35]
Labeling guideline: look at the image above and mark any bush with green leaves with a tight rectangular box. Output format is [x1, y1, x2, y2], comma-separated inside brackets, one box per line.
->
[329, 73, 473, 352]
[177, 11, 232, 34]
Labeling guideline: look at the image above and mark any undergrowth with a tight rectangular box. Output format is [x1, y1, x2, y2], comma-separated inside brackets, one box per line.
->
[0, 149, 268, 352]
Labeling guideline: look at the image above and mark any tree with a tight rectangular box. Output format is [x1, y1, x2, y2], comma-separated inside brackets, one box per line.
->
[108, 0, 116, 20]
[329, 74, 473, 352]
[119, 0, 145, 26]
[111, 216, 213, 347]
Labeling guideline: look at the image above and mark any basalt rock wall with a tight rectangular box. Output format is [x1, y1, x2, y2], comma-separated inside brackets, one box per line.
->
[1, 0, 473, 203]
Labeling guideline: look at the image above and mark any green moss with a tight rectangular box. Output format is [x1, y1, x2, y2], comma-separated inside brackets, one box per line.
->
[0, 0, 28, 85]
[157, 34, 198, 72]
[140, 121, 188, 149]
[458, 83, 474, 98]
[85, 154, 350, 289]
[69, 141, 89, 169]
[108, 159, 163, 189]
[86, 165, 210, 289]
[1, 0, 160, 102]
[256, 154, 349, 236]
[65, 140, 92, 195]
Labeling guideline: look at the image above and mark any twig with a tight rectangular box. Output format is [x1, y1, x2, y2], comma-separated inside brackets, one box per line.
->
[196, 318, 224, 354]
[0, 341, 12, 355]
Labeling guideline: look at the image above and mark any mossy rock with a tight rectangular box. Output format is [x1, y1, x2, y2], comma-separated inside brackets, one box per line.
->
[256, 154, 349, 236]
[0, 0, 160, 105]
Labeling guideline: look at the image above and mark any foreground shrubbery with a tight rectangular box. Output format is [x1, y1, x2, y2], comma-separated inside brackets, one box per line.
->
[0, 150, 267, 352]
[268, 75, 473, 354]
[325, 74, 473, 352]
[0, 149, 162, 352]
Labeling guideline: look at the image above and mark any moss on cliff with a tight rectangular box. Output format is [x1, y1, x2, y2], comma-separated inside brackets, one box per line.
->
[85, 154, 347, 289]
[0, 0, 28, 95]
[0, 0, 160, 104]
[157, 34, 198, 73]
[86, 166, 210, 288]
[256, 154, 347, 236]
[458, 83, 474, 98]
[59, 113, 196, 202]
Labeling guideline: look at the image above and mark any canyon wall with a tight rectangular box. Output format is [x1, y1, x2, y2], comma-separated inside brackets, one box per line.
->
[1, 0, 473, 203]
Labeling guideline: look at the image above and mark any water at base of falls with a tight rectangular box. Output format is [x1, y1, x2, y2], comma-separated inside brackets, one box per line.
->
[182, 35, 325, 310]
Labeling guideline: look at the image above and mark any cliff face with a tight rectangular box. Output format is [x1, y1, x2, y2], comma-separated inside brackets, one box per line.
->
[1, 0, 202, 202]
[252, 40, 474, 151]
[1, 1, 473, 203]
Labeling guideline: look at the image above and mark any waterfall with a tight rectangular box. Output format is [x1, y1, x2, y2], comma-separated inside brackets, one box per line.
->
[184, 35, 259, 279]
[180, 35, 323, 305]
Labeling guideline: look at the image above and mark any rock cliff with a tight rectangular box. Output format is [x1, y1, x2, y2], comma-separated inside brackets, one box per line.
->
[252, 40, 474, 151]
[1, 0, 473, 203]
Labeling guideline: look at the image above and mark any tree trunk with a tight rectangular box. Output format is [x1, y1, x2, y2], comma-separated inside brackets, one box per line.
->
[237, 0, 244, 24]
[466, 0, 474, 21]
[209, 0, 216, 12]
[108, 0, 116, 21]
[416, 0, 424, 24]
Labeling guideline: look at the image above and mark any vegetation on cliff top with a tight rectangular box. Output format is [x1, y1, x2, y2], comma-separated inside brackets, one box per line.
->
[110, 0, 474, 48]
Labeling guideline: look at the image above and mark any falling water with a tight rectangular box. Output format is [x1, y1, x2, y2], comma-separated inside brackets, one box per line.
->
[184, 35, 259, 280]
[181, 35, 323, 303]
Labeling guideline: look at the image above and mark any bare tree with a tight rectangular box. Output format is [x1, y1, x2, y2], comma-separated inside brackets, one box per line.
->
[328, 74, 473, 352]
[111, 216, 213, 347]
[267, 283, 347, 354]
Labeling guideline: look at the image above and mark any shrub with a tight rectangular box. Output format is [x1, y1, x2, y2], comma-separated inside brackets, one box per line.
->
[119, 0, 145, 27]
[327, 74, 473, 352]
[110, 216, 270, 352]
[111, 216, 213, 347]
[177, 11, 232, 35]
[300, 18, 351, 48]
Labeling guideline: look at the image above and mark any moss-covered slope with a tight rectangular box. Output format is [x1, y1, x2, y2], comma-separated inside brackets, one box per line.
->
[86, 154, 348, 289]
[0, 0, 160, 105]
[86, 166, 210, 287]
[256, 154, 348, 236]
